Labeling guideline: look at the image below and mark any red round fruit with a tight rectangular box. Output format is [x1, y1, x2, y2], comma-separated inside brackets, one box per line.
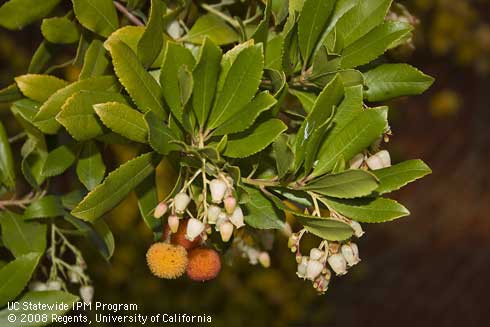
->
[186, 248, 221, 282]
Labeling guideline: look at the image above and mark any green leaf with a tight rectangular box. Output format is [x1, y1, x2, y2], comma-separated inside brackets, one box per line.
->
[335, 0, 393, 47]
[160, 42, 196, 122]
[0, 253, 41, 307]
[313, 0, 357, 56]
[28, 41, 56, 74]
[94, 102, 148, 143]
[144, 111, 180, 155]
[0, 122, 15, 190]
[192, 38, 222, 127]
[65, 215, 114, 260]
[323, 196, 410, 223]
[71, 152, 160, 221]
[327, 84, 363, 139]
[41, 17, 80, 44]
[0, 211, 46, 257]
[265, 35, 284, 71]
[0, 290, 78, 326]
[372, 159, 431, 195]
[135, 174, 161, 239]
[364, 63, 434, 101]
[242, 186, 284, 229]
[15, 74, 68, 103]
[107, 40, 166, 118]
[297, 0, 335, 63]
[183, 13, 239, 45]
[79, 40, 110, 79]
[294, 74, 344, 171]
[72, 0, 118, 37]
[41, 145, 77, 177]
[104, 25, 167, 68]
[178, 65, 193, 107]
[224, 119, 287, 158]
[273, 134, 294, 178]
[137, 0, 165, 67]
[302, 169, 379, 198]
[295, 215, 354, 241]
[339, 21, 413, 69]
[207, 44, 264, 130]
[56, 90, 128, 141]
[0, 83, 23, 103]
[313, 108, 386, 177]
[213, 91, 277, 136]
[24, 195, 64, 219]
[61, 190, 86, 210]
[0, 0, 61, 30]
[77, 141, 106, 190]
[33, 76, 118, 134]
[289, 89, 316, 114]
[251, 0, 272, 47]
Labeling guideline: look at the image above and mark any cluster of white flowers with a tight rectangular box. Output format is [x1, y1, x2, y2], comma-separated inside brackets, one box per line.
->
[289, 234, 362, 294]
[206, 178, 245, 242]
[29, 258, 94, 303]
[153, 174, 246, 244]
[234, 239, 271, 268]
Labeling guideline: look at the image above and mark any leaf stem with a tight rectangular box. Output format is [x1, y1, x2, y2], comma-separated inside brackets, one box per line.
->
[114, 1, 144, 26]
[201, 3, 239, 28]
[242, 177, 280, 187]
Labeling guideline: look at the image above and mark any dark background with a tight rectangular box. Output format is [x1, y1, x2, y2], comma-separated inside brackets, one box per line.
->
[1, 0, 489, 326]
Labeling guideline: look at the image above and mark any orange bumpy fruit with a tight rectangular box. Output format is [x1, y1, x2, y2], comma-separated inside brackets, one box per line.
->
[186, 248, 221, 282]
[146, 242, 188, 279]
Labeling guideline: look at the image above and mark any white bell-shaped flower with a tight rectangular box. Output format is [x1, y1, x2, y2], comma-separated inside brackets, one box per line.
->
[46, 280, 62, 291]
[29, 281, 48, 291]
[306, 259, 324, 281]
[328, 253, 348, 276]
[174, 193, 191, 214]
[209, 179, 227, 203]
[309, 248, 324, 261]
[206, 205, 221, 224]
[296, 257, 308, 279]
[349, 220, 364, 238]
[185, 218, 204, 241]
[349, 153, 365, 169]
[229, 207, 245, 228]
[341, 243, 361, 267]
[366, 150, 391, 170]
[80, 285, 94, 304]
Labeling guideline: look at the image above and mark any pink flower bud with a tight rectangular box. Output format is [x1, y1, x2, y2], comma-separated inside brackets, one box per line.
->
[258, 252, 271, 268]
[219, 221, 234, 242]
[153, 202, 167, 219]
[168, 215, 180, 233]
[224, 196, 237, 214]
